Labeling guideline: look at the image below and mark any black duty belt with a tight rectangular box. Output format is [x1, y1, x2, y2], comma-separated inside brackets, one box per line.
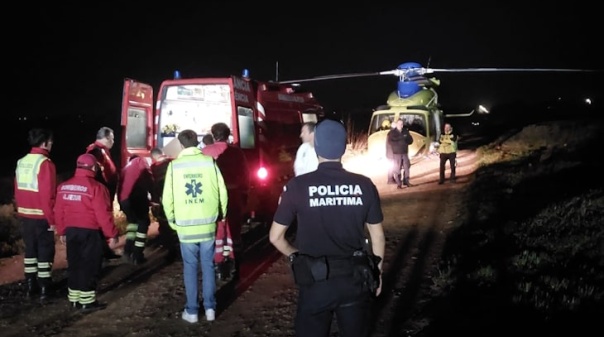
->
[326, 257, 354, 279]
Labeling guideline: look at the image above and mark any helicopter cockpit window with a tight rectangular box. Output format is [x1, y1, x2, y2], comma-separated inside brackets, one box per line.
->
[370, 113, 396, 135]
[400, 114, 426, 136]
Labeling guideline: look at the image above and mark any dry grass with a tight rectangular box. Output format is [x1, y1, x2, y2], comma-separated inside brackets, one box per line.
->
[477, 120, 601, 167]
[0, 204, 22, 257]
[0, 197, 133, 258]
[424, 118, 604, 333]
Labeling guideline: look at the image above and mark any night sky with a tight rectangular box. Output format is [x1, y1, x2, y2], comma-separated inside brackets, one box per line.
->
[7, 3, 602, 121]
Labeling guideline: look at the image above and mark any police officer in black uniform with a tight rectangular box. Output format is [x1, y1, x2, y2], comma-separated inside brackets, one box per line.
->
[270, 119, 386, 337]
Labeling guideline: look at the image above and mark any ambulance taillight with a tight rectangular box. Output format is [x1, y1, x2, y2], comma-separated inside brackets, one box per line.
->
[256, 167, 268, 180]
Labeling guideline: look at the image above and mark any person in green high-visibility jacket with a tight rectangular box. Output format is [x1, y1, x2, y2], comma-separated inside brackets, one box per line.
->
[437, 123, 458, 184]
[162, 129, 228, 324]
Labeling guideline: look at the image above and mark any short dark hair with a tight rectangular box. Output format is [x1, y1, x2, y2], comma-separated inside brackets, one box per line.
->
[178, 129, 199, 148]
[150, 147, 163, 156]
[211, 123, 231, 142]
[303, 122, 316, 133]
[96, 126, 114, 140]
[202, 134, 214, 145]
[28, 128, 53, 147]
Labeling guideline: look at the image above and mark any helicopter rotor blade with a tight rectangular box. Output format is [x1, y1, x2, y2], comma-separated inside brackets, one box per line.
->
[279, 72, 380, 84]
[425, 67, 596, 74]
[279, 66, 598, 84]
[379, 67, 596, 77]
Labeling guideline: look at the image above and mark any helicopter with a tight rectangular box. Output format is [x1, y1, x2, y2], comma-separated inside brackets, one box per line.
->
[280, 62, 594, 164]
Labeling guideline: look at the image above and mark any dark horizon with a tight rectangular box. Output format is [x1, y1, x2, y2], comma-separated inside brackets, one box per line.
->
[6, 3, 602, 121]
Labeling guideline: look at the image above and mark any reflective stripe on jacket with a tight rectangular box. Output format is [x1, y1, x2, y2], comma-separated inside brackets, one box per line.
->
[162, 147, 228, 243]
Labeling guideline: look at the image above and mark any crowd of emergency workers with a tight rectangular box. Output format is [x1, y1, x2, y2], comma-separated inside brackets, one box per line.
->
[13, 118, 458, 336]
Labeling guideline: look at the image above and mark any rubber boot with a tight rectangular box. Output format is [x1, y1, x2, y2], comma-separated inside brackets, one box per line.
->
[39, 278, 51, 302]
[121, 239, 134, 264]
[131, 246, 146, 265]
[25, 276, 39, 299]
[39, 285, 48, 302]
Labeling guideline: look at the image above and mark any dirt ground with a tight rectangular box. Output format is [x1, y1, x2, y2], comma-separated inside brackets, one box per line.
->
[0, 145, 477, 337]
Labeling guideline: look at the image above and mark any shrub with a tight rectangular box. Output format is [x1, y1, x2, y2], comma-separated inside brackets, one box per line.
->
[0, 204, 23, 258]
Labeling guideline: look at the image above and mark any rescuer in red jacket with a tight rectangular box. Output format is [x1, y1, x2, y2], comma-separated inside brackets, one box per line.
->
[202, 123, 250, 278]
[150, 148, 172, 204]
[86, 126, 120, 261]
[118, 155, 153, 265]
[54, 154, 119, 312]
[14, 128, 57, 301]
[149, 147, 178, 260]
[86, 126, 118, 203]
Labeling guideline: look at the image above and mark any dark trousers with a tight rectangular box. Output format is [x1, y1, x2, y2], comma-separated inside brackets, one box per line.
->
[439, 152, 457, 182]
[119, 198, 150, 260]
[66, 227, 103, 304]
[386, 158, 397, 184]
[226, 188, 247, 247]
[100, 182, 119, 259]
[392, 153, 411, 186]
[151, 203, 179, 258]
[20, 217, 55, 286]
[296, 277, 371, 337]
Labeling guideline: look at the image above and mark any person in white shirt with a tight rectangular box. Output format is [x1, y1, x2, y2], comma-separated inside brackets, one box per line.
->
[293, 122, 318, 176]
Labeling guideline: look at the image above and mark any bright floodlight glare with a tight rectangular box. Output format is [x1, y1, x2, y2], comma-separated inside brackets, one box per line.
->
[343, 153, 386, 177]
[478, 105, 489, 114]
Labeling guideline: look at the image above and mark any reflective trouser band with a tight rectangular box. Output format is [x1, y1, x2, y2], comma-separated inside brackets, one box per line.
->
[68, 288, 81, 303]
[215, 238, 233, 245]
[126, 224, 138, 239]
[79, 290, 96, 305]
[135, 232, 147, 248]
[24, 257, 38, 274]
[38, 261, 53, 278]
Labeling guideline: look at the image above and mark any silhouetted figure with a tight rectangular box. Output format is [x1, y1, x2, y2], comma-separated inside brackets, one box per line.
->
[387, 118, 414, 189]
[118, 155, 153, 264]
[150, 147, 178, 260]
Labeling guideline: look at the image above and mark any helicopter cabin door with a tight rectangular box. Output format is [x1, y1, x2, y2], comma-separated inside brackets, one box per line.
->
[120, 78, 154, 168]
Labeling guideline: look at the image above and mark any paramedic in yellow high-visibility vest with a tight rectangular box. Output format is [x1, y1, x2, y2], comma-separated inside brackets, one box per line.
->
[437, 123, 458, 184]
[162, 129, 228, 324]
[14, 128, 57, 302]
